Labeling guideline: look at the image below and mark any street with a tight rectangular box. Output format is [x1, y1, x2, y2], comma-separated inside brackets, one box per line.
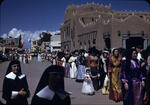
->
[0, 58, 122, 105]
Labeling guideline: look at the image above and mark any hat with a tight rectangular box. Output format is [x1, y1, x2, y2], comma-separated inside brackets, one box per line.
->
[103, 50, 109, 54]
[85, 67, 90, 71]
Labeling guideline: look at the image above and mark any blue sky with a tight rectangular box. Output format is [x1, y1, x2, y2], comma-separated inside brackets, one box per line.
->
[0, 0, 150, 37]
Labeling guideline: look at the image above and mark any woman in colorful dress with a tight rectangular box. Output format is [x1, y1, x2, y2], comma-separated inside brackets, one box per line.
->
[87, 47, 100, 91]
[145, 46, 150, 105]
[100, 50, 110, 95]
[76, 51, 86, 82]
[108, 48, 122, 102]
[121, 48, 145, 105]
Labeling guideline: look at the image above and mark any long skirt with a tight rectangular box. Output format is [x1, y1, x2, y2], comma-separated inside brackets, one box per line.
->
[100, 71, 107, 88]
[19, 56, 22, 62]
[76, 65, 86, 81]
[70, 62, 77, 79]
[82, 79, 94, 94]
[38, 56, 41, 62]
[109, 67, 122, 101]
[102, 75, 110, 95]
[122, 78, 144, 105]
[23, 57, 26, 64]
[90, 67, 100, 91]
[65, 63, 70, 78]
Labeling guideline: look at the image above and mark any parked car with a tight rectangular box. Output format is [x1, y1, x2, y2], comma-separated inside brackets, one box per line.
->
[0, 54, 9, 62]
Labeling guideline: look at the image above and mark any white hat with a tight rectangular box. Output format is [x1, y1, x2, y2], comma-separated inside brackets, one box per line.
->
[103, 50, 109, 54]
[85, 67, 90, 71]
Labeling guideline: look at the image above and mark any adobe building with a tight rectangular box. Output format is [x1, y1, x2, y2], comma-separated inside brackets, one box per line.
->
[50, 34, 61, 52]
[0, 36, 21, 53]
[60, 3, 150, 52]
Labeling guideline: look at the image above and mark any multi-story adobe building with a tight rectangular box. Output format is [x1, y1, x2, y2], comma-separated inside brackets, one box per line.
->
[60, 3, 150, 52]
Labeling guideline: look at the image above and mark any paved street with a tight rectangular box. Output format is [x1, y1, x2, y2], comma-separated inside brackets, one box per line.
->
[0, 58, 122, 105]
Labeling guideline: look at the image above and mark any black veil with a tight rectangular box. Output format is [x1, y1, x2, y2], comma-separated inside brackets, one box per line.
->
[31, 65, 71, 105]
[32, 65, 65, 97]
[5, 60, 22, 75]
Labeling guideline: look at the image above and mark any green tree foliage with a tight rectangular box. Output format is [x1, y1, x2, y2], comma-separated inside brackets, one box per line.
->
[38, 32, 52, 45]
[0, 37, 4, 43]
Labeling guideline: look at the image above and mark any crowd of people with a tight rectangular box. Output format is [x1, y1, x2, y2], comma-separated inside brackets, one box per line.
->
[0, 45, 150, 105]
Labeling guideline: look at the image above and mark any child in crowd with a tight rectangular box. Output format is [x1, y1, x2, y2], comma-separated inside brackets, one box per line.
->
[81, 68, 94, 95]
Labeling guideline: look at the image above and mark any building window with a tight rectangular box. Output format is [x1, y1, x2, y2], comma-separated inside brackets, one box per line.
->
[117, 31, 121, 36]
[88, 40, 90, 44]
[73, 41, 75, 47]
[93, 39, 96, 44]
[88, 40, 91, 48]
[92, 18, 94, 22]
[140, 16, 143, 18]
[80, 42, 82, 45]
[68, 25, 70, 36]
[64, 30, 66, 39]
[82, 18, 85, 24]
[90, 7, 94, 11]
[104, 38, 111, 49]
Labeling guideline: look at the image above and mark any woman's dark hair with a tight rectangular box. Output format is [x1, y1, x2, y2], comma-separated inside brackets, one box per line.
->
[112, 48, 119, 58]
[125, 48, 137, 72]
[57, 52, 65, 59]
[119, 48, 126, 57]
[88, 46, 99, 56]
[79, 49, 85, 55]
[113, 48, 118, 54]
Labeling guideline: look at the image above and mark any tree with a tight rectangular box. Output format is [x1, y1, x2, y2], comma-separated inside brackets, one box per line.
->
[38, 32, 52, 46]
[0, 37, 4, 43]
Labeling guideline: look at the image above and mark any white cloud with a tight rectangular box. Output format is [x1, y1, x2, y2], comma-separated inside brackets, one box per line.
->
[1, 33, 7, 38]
[1, 28, 60, 49]
[50, 30, 60, 35]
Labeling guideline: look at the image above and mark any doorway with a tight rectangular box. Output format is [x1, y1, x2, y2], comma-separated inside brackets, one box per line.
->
[104, 38, 111, 49]
[126, 37, 144, 49]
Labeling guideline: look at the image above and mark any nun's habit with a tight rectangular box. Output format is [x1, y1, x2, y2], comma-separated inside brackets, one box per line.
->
[0, 100, 4, 105]
[31, 65, 71, 105]
[2, 60, 30, 105]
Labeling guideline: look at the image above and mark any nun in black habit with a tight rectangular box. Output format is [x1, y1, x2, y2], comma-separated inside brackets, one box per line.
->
[31, 65, 71, 105]
[0, 100, 4, 105]
[2, 60, 30, 105]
